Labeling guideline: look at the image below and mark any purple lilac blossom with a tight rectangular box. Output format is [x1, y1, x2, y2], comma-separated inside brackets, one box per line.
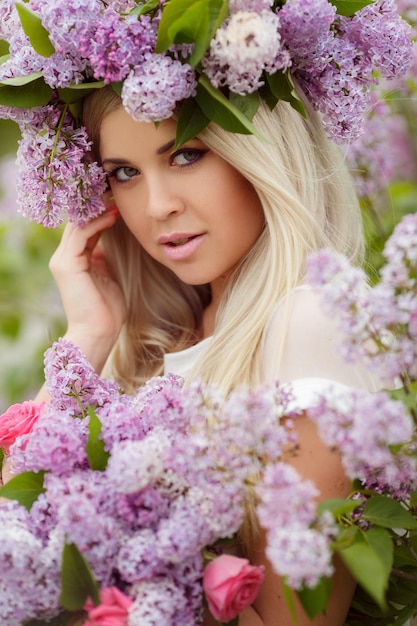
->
[346, 95, 415, 198]
[10, 407, 89, 476]
[307, 214, 417, 380]
[44, 338, 120, 411]
[340, 0, 414, 80]
[29, 0, 102, 55]
[257, 462, 336, 588]
[202, 11, 291, 95]
[229, 0, 273, 12]
[16, 107, 107, 227]
[122, 54, 197, 122]
[0, 503, 61, 624]
[82, 8, 157, 84]
[308, 386, 417, 499]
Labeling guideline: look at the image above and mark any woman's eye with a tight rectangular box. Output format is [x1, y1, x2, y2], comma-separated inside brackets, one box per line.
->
[112, 167, 138, 182]
[171, 149, 204, 166]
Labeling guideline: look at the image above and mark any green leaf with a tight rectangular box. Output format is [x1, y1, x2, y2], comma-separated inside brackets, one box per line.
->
[337, 529, 390, 607]
[364, 527, 393, 581]
[111, 81, 123, 97]
[196, 75, 267, 138]
[0, 470, 46, 510]
[0, 448, 4, 474]
[0, 71, 43, 87]
[364, 495, 417, 530]
[15, 2, 55, 57]
[86, 406, 110, 471]
[58, 81, 105, 104]
[317, 498, 359, 519]
[60, 543, 100, 611]
[267, 71, 306, 117]
[297, 577, 333, 619]
[330, 0, 374, 17]
[130, 0, 161, 17]
[229, 91, 260, 122]
[156, 0, 227, 66]
[0, 53, 10, 66]
[0, 77, 53, 107]
[175, 98, 210, 148]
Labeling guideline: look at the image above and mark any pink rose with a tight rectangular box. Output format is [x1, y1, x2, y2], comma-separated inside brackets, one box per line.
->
[0, 401, 46, 454]
[203, 554, 265, 622]
[83, 586, 133, 626]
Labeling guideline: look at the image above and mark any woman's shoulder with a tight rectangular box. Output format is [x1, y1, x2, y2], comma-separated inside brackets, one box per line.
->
[261, 285, 380, 393]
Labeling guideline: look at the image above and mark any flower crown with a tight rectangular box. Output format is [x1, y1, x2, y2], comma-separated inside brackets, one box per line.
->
[0, 0, 413, 228]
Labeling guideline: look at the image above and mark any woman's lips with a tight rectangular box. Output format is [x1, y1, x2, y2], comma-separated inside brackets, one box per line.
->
[158, 233, 206, 261]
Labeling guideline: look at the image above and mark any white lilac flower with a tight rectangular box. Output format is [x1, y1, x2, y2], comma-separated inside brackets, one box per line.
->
[203, 11, 291, 95]
[122, 54, 197, 122]
[106, 433, 171, 493]
[128, 577, 190, 626]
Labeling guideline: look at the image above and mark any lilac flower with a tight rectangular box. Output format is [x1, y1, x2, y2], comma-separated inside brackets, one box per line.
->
[122, 54, 197, 122]
[229, 0, 274, 13]
[279, 0, 336, 72]
[10, 408, 88, 476]
[44, 338, 120, 412]
[83, 8, 157, 84]
[117, 530, 165, 583]
[106, 432, 171, 493]
[128, 577, 191, 626]
[257, 463, 336, 588]
[203, 11, 291, 95]
[341, 0, 414, 80]
[346, 95, 415, 198]
[0, 504, 61, 623]
[308, 386, 417, 498]
[16, 106, 107, 227]
[30, 0, 102, 55]
[307, 214, 417, 379]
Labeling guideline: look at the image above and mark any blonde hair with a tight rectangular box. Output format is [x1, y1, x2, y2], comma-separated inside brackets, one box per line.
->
[82, 87, 363, 394]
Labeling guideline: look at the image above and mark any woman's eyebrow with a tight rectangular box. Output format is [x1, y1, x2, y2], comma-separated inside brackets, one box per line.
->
[101, 157, 131, 167]
[157, 139, 175, 155]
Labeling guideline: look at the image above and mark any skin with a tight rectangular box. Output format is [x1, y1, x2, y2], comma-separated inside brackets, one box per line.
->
[1, 110, 356, 624]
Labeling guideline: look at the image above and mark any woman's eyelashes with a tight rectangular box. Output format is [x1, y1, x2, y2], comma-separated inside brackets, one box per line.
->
[107, 166, 138, 183]
[170, 147, 207, 167]
[106, 147, 207, 184]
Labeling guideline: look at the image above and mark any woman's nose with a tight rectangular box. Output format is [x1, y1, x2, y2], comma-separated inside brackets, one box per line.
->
[145, 178, 185, 220]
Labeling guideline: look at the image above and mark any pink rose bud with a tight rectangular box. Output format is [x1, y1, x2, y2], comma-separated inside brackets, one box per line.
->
[83, 586, 133, 626]
[0, 401, 46, 454]
[203, 554, 265, 622]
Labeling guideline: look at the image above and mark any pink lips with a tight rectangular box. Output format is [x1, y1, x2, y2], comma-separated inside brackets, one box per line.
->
[158, 232, 205, 261]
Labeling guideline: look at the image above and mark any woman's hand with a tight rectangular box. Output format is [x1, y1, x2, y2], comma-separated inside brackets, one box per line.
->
[49, 205, 127, 372]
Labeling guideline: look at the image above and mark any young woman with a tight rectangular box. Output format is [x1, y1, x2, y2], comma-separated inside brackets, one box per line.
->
[16, 85, 379, 625]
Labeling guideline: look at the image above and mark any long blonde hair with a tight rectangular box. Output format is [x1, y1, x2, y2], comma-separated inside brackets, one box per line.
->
[82, 87, 363, 394]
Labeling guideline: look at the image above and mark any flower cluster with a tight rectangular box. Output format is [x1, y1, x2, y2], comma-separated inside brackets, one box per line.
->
[306, 212, 417, 382]
[15, 105, 107, 228]
[2, 317, 417, 623]
[0, 0, 413, 226]
[0, 338, 312, 625]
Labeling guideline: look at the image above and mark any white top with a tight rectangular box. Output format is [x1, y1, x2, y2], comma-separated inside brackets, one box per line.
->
[163, 286, 381, 410]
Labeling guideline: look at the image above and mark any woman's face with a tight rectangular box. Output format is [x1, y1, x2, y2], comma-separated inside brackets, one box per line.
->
[100, 106, 264, 296]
